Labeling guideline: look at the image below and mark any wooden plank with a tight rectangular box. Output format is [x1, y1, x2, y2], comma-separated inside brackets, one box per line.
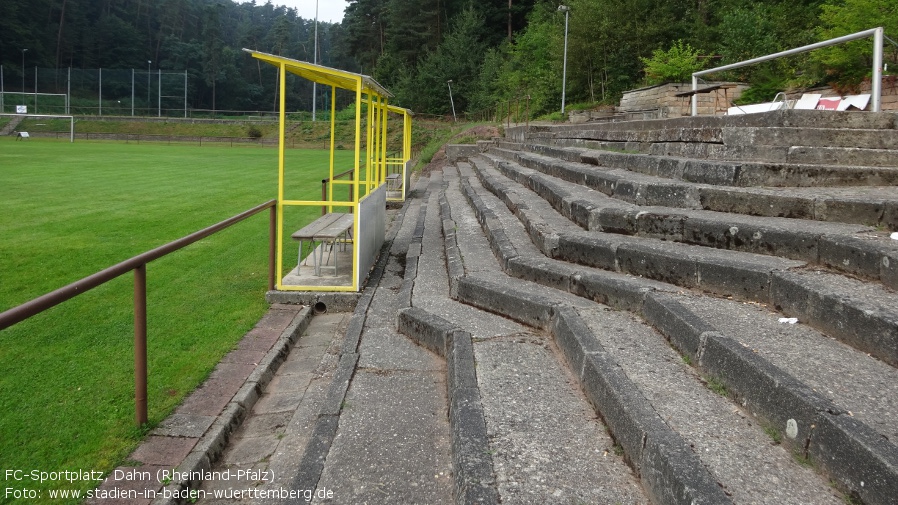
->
[291, 213, 343, 239]
[291, 212, 353, 241]
[312, 213, 354, 240]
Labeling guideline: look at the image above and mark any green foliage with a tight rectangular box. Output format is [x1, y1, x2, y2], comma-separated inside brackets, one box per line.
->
[705, 376, 729, 397]
[393, 7, 489, 115]
[716, 6, 780, 76]
[763, 424, 783, 445]
[811, 0, 898, 91]
[641, 40, 706, 84]
[733, 74, 788, 105]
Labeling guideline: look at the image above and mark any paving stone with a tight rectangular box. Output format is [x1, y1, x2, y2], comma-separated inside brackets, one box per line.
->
[152, 414, 216, 439]
[131, 436, 198, 467]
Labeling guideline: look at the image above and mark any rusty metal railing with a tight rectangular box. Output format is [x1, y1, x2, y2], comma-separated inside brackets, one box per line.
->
[321, 168, 355, 215]
[0, 199, 278, 425]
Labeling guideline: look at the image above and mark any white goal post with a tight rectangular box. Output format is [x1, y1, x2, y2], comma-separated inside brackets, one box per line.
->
[0, 113, 74, 143]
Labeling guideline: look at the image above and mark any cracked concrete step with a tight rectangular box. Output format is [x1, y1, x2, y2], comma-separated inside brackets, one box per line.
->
[197, 312, 348, 505]
[466, 154, 898, 368]
[478, 151, 898, 290]
[649, 141, 898, 168]
[532, 124, 898, 167]
[309, 175, 455, 505]
[487, 145, 898, 229]
[402, 173, 648, 504]
[445, 162, 898, 504]
[517, 110, 898, 140]
[439, 168, 861, 503]
[513, 140, 898, 188]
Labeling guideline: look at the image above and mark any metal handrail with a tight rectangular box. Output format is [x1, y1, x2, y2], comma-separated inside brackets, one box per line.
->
[691, 27, 885, 115]
[321, 168, 355, 215]
[0, 199, 278, 425]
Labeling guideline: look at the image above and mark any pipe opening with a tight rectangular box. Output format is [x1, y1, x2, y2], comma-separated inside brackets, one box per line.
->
[313, 301, 328, 314]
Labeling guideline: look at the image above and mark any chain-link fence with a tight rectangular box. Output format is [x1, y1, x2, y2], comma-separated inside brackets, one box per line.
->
[0, 66, 188, 116]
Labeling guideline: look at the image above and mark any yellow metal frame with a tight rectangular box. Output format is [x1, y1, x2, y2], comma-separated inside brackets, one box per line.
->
[385, 104, 413, 202]
[245, 49, 402, 292]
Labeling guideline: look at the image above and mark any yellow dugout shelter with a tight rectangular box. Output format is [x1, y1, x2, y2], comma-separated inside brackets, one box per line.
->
[244, 49, 412, 292]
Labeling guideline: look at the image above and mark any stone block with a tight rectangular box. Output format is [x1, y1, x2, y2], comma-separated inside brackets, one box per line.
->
[506, 255, 576, 292]
[617, 243, 698, 288]
[698, 187, 815, 219]
[570, 271, 657, 312]
[397, 306, 453, 357]
[819, 234, 887, 280]
[640, 428, 732, 505]
[555, 233, 621, 271]
[318, 353, 359, 416]
[695, 254, 777, 301]
[552, 306, 605, 377]
[641, 182, 702, 208]
[450, 387, 499, 505]
[641, 293, 715, 360]
[770, 272, 898, 367]
[455, 276, 556, 329]
[593, 207, 638, 234]
[579, 351, 653, 471]
[682, 160, 739, 186]
[815, 197, 885, 227]
[447, 330, 478, 392]
[699, 334, 832, 452]
[682, 217, 820, 262]
[635, 210, 687, 240]
[809, 412, 898, 505]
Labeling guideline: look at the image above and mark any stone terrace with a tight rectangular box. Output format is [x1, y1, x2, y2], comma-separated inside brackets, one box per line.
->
[105, 109, 898, 505]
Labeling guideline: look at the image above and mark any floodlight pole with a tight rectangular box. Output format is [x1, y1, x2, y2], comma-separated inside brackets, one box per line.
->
[312, 0, 319, 121]
[147, 60, 151, 116]
[558, 5, 569, 114]
[21, 49, 27, 106]
[447, 80, 457, 122]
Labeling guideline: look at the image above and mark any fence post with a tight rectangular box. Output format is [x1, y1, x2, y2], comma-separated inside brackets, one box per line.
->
[269, 205, 276, 291]
[134, 264, 148, 426]
[526, 95, 531, 130]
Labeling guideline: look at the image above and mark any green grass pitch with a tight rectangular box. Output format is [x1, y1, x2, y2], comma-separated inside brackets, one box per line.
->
[0, 138, 356, 503]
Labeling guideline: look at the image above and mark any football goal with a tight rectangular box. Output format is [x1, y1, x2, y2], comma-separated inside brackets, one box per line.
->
[0, 113, 74, 143]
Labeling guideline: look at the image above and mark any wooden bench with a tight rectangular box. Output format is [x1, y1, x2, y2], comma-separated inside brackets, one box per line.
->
[291, 212, 354, 276]
[386, 173, 402, 191]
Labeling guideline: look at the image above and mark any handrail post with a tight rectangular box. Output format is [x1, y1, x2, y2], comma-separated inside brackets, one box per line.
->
[321, 179, 328, 216]
[269, 205, 277, 291]
[134, 264, 148, 426]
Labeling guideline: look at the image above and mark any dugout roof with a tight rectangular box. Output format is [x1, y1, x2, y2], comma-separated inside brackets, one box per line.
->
[242, 49, 392, 98]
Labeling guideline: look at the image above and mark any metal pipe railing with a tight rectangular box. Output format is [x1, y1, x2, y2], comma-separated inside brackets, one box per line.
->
[691, 27, 885, 115]
[0, 199, 278, 425]
[321, 168, 355, 215]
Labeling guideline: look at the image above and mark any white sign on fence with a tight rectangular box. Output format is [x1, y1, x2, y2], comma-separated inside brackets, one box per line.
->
[16, 105, 27, 114]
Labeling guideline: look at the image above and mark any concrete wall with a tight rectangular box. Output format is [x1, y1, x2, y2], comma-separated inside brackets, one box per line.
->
[357, 184, 386, 288]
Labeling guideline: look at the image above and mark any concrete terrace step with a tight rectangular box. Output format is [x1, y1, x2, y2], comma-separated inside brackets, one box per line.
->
[487, 145, 898, 230]
[404, 172, 648, 504]
[529, 120, 898, 167]
[518, 109, 898, 137]
[445, 160, 898, 504]
[515, 140, 898, 188]
[465, 154, 898, 368]
[478, 151, 898, 290]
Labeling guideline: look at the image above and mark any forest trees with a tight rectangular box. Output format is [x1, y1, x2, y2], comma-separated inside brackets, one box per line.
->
[1, 0, 894, 118]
